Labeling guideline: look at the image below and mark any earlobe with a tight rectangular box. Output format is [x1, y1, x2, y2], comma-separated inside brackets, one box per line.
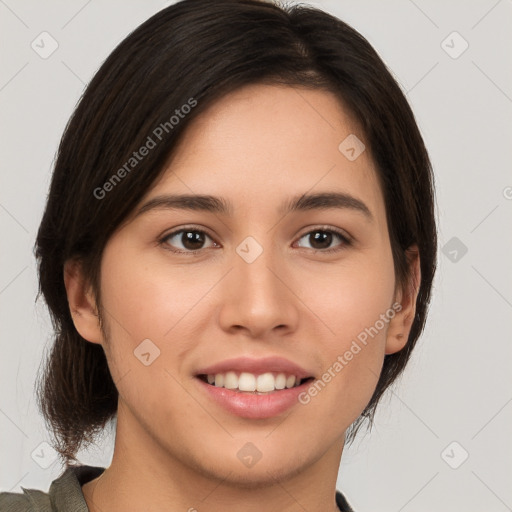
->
[385, 245, 421, 355]
[63, 259, 103, 345]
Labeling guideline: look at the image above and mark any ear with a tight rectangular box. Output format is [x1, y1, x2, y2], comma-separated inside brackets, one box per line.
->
[385, 245, 421, 355]
[63, 259, 103, 345]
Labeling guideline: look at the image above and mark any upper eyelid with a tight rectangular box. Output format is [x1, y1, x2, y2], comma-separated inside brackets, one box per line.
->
[161, 225, 216, 242]
[296, 225, 351, 239]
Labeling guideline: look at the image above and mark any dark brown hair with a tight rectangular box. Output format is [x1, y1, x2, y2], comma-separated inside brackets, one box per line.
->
[35, 0, 437, 464]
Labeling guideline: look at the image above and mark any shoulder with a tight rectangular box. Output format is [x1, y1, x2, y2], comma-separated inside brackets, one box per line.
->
[336, 489, 356, 512]
[0, 465, 105, 512]
[0, 488, 51, 511]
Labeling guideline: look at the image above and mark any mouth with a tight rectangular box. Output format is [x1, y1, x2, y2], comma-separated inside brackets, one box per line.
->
[194, 370, 315, 419]
[193, 356, 316, 419]
[196, 372, 315, 394]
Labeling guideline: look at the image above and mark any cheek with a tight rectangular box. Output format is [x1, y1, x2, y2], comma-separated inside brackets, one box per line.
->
[296, 248, 396, 420]
[99, 246, 212, 341]
[96, 243, 188, 384]
[305, 245, 396, 341]
[97, 248, 202, 412]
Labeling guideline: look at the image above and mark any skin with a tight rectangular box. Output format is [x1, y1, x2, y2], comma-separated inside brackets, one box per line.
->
[66, 84, 420, 512]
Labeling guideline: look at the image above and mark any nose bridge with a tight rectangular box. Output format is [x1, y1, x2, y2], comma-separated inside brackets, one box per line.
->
[217, 234, 298, 335]
[234, 234, 283, 304]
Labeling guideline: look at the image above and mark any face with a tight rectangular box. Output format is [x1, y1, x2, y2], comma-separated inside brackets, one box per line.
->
[69, 84, 415, 486]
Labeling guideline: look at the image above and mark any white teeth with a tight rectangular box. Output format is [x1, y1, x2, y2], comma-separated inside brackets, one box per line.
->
[224, 371, 238, 390]
[285, 375, 296, 389]
[256, 372, 275, 392]
[238, 372, 256, 391]
[205, 371, 304, 392]
[275, 373, 286, 390]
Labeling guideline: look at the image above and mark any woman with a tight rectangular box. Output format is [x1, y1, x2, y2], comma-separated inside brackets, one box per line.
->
[0, 0, 436, 510]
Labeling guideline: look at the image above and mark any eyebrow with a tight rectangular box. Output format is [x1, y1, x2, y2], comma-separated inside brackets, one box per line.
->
[136, 192, 373, 220]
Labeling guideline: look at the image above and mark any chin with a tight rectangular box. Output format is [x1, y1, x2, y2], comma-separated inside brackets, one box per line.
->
[187, 446, 316, 489]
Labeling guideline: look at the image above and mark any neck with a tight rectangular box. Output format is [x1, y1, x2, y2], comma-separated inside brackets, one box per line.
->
[83, 404, 345, 512]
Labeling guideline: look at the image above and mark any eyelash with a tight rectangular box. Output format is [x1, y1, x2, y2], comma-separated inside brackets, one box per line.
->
[158, 225, 352, 255]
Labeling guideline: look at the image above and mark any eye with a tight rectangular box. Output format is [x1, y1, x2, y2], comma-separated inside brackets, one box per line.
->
[159, 226, 351, 255]
[160, 228, 219, 253]
[295, 227, 351, 253]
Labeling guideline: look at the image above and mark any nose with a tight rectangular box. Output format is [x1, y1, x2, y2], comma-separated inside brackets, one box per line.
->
[216, 241, 300, 339]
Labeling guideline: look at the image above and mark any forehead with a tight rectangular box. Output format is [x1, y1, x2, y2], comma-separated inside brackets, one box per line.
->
[143, 83, 385, 223]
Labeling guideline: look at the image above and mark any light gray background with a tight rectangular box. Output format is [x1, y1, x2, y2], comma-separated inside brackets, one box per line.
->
[1, 1, 511, 511]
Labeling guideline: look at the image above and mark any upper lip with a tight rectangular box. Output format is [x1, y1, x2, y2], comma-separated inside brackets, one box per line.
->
[195, 356, 314, 380]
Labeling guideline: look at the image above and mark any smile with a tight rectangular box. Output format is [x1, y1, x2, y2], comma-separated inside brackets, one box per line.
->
[194, 356, 315, 418]
[198, 371, 309, 393]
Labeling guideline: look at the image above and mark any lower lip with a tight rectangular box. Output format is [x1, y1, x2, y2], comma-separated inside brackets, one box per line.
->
[196, 377, 312, 419]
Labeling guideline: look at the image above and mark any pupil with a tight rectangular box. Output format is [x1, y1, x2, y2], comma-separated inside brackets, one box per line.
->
[183, 231, 204, 250]
[311, 231, 332, 249]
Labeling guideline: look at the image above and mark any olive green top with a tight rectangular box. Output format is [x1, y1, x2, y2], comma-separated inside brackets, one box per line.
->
[0, 465, 354, 511]
[0, 465, 103, 512]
